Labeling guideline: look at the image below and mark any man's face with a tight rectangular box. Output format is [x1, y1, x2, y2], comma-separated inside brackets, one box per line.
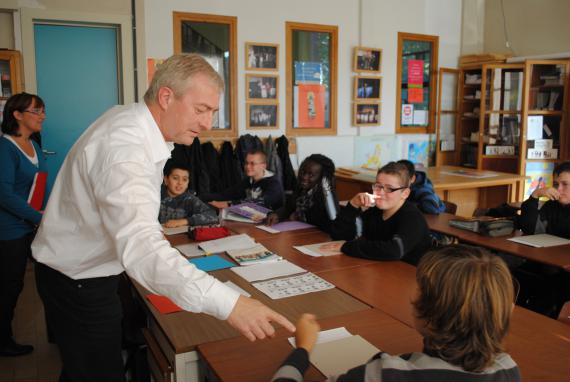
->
[555, 172, 570, 205]
[244, 153, 266, 180]
[159, 74, 220, 145]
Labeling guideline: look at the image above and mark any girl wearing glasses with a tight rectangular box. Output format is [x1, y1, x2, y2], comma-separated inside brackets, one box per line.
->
[0, 92, 48, 356]
[328, 161, 430, 265]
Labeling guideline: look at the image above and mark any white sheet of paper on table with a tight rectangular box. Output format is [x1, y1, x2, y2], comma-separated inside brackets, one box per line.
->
[175, 243, 204, 258]
[198, 234, 257, 253]
[230, 260, 305, 282]
[163, 225, 188, 236]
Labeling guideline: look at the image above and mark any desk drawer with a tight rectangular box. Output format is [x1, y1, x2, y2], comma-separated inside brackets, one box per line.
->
[142, 328, 173, 382]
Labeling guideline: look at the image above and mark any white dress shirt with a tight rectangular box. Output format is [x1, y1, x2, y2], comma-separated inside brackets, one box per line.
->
[32, 103, 239, 320]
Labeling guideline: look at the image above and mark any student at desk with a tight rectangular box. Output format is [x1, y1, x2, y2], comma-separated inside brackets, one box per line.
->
[519, 161, 570, 238]
[397, 159, 445, 214]
[201, 149, 284, 210]
[266, 154, 339, 233]
[272, 245, 521, 382]
[159, 162, 218, 228]
[328, 162, 430, 265]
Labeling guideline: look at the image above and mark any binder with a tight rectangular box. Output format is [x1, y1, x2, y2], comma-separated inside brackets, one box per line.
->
[28, 171, 47, 211]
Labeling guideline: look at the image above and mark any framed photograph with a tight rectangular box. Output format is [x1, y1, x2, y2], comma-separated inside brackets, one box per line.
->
[353, 47, 382, 73]
[246, 103, 279, 129]
[353, 103, 381, 126]
[246, 74, 278, 101]
[245, 42, 279, 70]
[354, 76, 382, 101]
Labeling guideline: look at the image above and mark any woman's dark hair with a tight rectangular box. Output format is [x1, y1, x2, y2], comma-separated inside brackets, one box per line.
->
[1, 92, 45, 136]
[553, 161, 570, 177]
[298, 154, 336, 190]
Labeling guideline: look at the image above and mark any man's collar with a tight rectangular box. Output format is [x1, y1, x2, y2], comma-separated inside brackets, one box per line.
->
[138, 103, 173, 163]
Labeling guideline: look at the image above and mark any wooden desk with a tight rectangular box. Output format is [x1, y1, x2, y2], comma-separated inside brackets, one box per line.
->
[336, 165, 526, 217]
[318, 262, 570, 381]
[425, 213, 570, 271]
[197, 309, 422, 382]
[134, 227, 371, 381]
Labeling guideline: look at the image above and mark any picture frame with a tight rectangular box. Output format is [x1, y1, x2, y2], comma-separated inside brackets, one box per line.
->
[245, 74, 279, 101]
[246, 103, 279, 129]
[353, 46, 382, 73]
[353, 103, 381, 126]
[354, 76, 381, 101]
[245, 42, 279, 71]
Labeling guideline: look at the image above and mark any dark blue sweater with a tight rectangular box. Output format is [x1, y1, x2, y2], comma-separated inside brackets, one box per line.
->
[0, 136, 48, 240]
[409, 171, 445, 215]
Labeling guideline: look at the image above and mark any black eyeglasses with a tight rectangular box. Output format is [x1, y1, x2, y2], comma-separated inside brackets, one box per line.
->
[23, 108, 46, 116]
[371, 183, 407, 194]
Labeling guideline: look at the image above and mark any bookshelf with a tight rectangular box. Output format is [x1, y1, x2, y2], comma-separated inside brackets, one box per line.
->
[0, 50, 23, 123]
[519, 59, 570, 200]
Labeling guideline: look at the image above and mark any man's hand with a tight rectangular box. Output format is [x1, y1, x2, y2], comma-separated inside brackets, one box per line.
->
[210, 201, 230, 209]
[295, 313, 320, 352]
[531, 187, 560, 201]
[227, 296, 295, 341]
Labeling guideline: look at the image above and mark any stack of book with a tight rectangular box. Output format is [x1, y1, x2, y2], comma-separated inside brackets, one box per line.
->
[226, 243, 282, 266]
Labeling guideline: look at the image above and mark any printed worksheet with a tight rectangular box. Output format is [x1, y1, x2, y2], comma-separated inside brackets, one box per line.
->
[252, 272, 334, 299]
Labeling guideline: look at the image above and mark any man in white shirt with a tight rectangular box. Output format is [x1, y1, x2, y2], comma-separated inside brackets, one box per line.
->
[32, 54, 294, 382]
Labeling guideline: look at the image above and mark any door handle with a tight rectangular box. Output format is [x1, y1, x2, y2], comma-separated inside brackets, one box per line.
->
[42, 149, 56, 155]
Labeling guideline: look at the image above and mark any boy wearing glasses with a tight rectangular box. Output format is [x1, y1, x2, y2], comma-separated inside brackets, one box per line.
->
[328, 162, 430, 265]
[201, 149, 284, 210]
[519, 161, 570, 238]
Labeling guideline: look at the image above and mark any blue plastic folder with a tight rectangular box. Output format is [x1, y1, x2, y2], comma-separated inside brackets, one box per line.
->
[189, 255, 234, 272]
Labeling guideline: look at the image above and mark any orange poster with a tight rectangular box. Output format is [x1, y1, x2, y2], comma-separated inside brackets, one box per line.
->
[408, 87, 423, 103]
[297, 84, 325, 128]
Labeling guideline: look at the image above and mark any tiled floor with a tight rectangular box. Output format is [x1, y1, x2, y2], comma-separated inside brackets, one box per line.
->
[0, 264, 61, 382]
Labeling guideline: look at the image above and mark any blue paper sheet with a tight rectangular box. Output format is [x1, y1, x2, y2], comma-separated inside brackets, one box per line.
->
[189, 255, 234, 272]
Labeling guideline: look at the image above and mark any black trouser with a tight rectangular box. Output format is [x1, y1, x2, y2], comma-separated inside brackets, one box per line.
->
[35, 262, 125, 382]
[0, 233, 34, 344]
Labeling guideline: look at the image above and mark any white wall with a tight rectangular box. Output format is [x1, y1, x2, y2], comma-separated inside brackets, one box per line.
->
[142, 0, 462, 149]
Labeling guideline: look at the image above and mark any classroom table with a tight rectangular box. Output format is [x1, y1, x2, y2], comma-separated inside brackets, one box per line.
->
[133, 227, 371, 382]
[197, 309, 423, 382]
[134, 221, 570, 382]
[335, 165, 527, 217]
[316, 262, 570, 381]
[425, 212, 570, 271]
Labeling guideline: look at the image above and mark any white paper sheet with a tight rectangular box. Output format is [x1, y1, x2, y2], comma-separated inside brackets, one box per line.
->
[198, 234, 257, 254]
[310, 335, 380, 377]
[527, 116, 543, 140]
[253, 273, 334, 299]
[230, 260, 305, 282]
[175, 243, 204, 258]
[163, 226, 188, 236]
[294, 241, 345, 257]
[224, 280, 251, 297]
[256, 225, 280, 234]
[508, 234, 570, 248]
[288, 327, 352, 347]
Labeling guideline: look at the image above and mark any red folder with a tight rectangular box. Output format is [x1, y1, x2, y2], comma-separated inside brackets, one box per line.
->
[28, 171, 47, 211]
[146, 294, 183, 314]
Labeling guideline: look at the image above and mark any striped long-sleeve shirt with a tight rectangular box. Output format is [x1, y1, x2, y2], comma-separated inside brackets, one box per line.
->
[271, 348, 521, 382]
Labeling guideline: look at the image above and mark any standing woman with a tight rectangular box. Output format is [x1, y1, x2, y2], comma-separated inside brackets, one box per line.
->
[0, 93, 47, 356]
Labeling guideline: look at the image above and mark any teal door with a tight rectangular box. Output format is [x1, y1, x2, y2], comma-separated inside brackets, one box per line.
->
[34, 23, 120, 189]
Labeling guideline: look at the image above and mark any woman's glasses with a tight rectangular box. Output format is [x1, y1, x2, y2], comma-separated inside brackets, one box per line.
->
[24, 108, 46, 116]
[371, 183, 407, 194]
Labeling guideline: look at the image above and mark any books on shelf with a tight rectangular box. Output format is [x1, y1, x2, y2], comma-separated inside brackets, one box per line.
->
[226, 243, 282, 266]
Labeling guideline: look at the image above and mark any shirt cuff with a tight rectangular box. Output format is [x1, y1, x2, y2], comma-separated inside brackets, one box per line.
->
[200, 279, 240, 320]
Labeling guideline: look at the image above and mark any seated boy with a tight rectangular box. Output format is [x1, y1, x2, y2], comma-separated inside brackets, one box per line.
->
[201, 149, 284, 210]
[272, 245, 520, 382]
[159, 163, 218, 228]
[519, 161, 570, 238]
[328, 162, 430, 265]
[397, 159, 445, 214]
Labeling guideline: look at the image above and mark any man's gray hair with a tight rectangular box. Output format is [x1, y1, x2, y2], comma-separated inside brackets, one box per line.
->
[144, 53, 224, 103]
